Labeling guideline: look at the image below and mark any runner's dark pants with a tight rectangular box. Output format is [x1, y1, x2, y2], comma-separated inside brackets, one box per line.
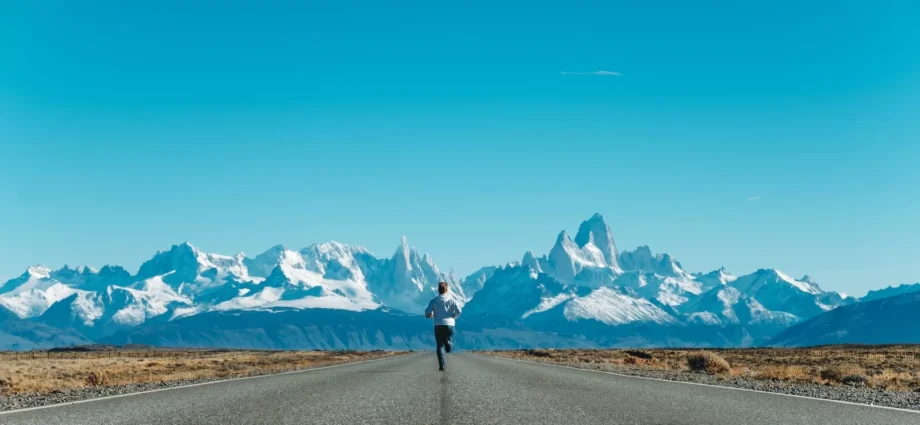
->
[434, 325, 454, 368]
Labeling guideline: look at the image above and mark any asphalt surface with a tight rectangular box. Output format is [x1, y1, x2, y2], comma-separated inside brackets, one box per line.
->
[2, 352, 917, 425]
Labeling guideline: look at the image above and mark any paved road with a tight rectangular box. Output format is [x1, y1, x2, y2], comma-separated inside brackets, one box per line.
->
[2, 353, 917, 425]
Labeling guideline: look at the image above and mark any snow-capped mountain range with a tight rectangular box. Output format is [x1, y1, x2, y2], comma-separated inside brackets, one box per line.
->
[460, 213, 853, 343]
[2, 213, 906, 350]
[2, 237, 463, 341]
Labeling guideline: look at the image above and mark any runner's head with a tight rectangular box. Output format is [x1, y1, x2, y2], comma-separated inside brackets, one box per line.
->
[438, 281, 449, 294]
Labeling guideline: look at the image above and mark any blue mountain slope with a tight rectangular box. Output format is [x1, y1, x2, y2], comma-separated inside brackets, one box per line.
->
[0, 305, 92, 350]
[769, 291, 920, 347]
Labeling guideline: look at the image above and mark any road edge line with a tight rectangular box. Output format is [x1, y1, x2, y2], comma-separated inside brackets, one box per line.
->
[0, 352, 417, 416]
[483, 354, 920, 415]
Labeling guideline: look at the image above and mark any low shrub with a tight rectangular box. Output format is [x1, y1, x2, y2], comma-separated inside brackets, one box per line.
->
[624, 350, 653, 360]
[842, 374, 868, 387]
[820, 366, 845, 382]
[524, 349, 554, 358]
[686, 351, 730, 374]
[820, 366, 865, 383]
[85, 371, 110, 387]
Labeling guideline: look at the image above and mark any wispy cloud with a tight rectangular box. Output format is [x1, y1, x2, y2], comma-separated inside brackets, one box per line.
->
[561, 71, 621, 76]
[746, 196, 761, 201]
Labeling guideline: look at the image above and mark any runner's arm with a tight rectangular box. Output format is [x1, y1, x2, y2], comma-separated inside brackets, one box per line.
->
[424, 299, 434, 318]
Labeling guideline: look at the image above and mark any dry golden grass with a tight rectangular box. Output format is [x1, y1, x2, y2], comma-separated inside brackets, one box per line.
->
[480, 346, 920, 392]
[0, 349, 403, 395]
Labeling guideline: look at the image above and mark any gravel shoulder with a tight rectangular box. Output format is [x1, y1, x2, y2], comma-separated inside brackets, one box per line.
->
[480, 353, 920, 411]
[0, 351, 405, 412]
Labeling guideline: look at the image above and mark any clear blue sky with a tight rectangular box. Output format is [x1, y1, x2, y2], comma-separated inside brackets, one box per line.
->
[2, 1, 917, 296]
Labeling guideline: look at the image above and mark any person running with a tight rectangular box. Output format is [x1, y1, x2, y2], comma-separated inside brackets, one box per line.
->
[424, 281, 462, 371]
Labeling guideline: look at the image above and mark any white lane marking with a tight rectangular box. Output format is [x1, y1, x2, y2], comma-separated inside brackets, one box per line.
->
[485, 355, 920, 415]
[0, 353, 418, 416]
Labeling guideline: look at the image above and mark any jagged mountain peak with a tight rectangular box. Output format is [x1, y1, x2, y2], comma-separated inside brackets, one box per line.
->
[243, 244, 289, 278]
[176, 241, 197, 250]
[98, 265, 130, 275]
[300, 241, 370, 265]
[618, 246, 686, 277]
[860, 282, 920, 303]
[137, 243, 200, 276]
[700, 266, 737, 285]
[56, 264, 96, 274]
[388, 236, 442, 274]
[744, 268, 820, 293]
[260, 244, 287, 255]
[304, 241, 368, 254]
[554, 230, 571, 245]
[262, 263, 294, 286]
[574, 213, 619, 270]
[393, 235, 414, 265]
[521, 250, 542, 272]
[540, 217, 630, 286]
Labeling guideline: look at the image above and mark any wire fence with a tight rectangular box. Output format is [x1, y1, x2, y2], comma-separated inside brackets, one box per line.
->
[513, 346, 920, 363]
[0, 349, 269, 362]
[0, 348, 367, 362]
[687, 347, 920, 362]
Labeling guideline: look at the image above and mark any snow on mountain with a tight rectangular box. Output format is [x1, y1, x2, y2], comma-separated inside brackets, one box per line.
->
[299, 242, 372, 281]
[727, 268, 846, 318]
[573, 213, 622, 273]
[0, 266, 81, 318]
[463, 261, 677, 327]
[6, 238, 461, 339]
[462, 265, 572, 319]
[0, 265, 53, 293]
[521, 292, 574, 319]
[682, 285, 799, 327]
[694, 267, 738, 287]
[520, 251, 541, 273]
[366, 236, 464, 314]
[618, 246, 687, 278]
[116, 276, 194, 325]
[461, 213, 856, 347]
[182, 239, 461, 315]
[1, 211, 891, 350]
[491, 240, 701, 311]
[135, 242, 260, 295]
[612, 271, 706, 308]
[546, 231, 618, 287]
[525, 213, 624, 288]
[219, 245, 379, 312]
[38, 275, 193, 337]
[242, 244, 287, 278]
[460, 266, 500, 300]
[563, 286, 677, 326]
[677, 268, 851, 339]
